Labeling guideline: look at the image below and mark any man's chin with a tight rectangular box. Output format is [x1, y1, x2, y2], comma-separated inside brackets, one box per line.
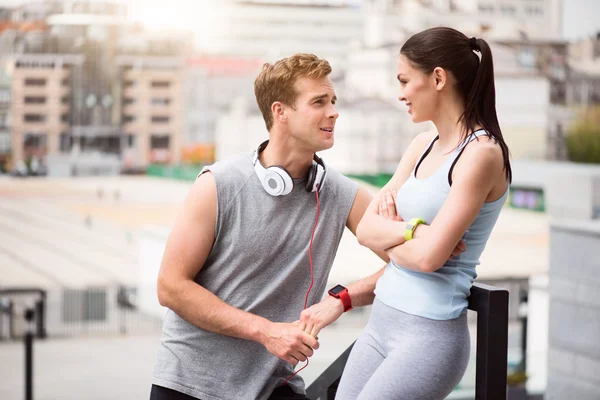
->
[317, 139, 334, 152]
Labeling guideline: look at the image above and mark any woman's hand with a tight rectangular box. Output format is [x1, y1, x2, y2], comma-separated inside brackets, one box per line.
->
[297, 297, 345, 338]
[378, 190, 403, 221]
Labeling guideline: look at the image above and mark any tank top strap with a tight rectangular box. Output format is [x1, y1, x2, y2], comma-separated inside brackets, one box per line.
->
[454, 129, 488, 153]
[412, 134, 440, 175]
[447, 129, 489, 186]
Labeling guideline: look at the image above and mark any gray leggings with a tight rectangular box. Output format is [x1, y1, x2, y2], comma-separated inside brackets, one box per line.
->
[335, 299, 470, 400]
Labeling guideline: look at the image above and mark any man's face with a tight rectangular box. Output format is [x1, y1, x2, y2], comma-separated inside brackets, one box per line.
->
[283, 76, 338, 153]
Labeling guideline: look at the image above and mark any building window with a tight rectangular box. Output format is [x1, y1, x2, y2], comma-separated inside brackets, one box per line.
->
[0, 113, 8, 128]
[151, 97, 171, 106]
[0, 133, 10, 153]
[526, 6, 543, 16]
[23, 133, 47, 148]
[59, 133, 73, 152]
[501, 5, 516, 16]
[61, 78, 70, 86]
[151, 116, 170, 123]
[122, 115, 135, 123]
[123, 97, 135, 105]
[24, 96, 46, 104]
[61, 114, 70, 123]
[124, 80, 135, 87]
[0, 90, 10, 104]
[150, 135, 170, 149]
[151, 80, 170, 88]
[61, 96, 70, 104]
[24, 78, 46, 87]
[127, 134, 136, 148]
[24, 114, 46, 123]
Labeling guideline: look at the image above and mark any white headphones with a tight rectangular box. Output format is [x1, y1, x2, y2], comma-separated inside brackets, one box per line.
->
[252, 140, 327, 196]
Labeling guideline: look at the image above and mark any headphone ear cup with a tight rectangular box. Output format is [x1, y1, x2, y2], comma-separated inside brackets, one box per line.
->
[266, 166, 293, 196]
[305, 162, 317, 193]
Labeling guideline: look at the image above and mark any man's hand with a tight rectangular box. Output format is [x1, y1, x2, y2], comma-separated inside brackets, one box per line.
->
[378, 190, 403, 221]
[298, 296, 345, 338]
[261, 322, 319, 366]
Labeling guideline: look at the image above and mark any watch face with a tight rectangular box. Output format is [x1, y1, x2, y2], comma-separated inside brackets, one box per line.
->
[329, 284, 345, 295]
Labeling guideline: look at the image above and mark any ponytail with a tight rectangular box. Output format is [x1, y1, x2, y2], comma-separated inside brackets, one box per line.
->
[461, 37, 512, 183]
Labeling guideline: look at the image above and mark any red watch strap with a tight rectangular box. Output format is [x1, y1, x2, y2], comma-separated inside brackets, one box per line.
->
[337, 288, 353, 312]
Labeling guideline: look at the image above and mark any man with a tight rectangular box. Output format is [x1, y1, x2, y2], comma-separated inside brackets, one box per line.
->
[150, 53, 387, 400]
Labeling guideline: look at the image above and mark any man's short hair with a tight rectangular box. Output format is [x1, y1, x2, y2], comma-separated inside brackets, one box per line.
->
[254, 53, 332, 131]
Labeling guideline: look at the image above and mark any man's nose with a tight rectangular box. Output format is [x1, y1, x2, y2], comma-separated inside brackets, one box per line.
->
[328, 104, 339, 119]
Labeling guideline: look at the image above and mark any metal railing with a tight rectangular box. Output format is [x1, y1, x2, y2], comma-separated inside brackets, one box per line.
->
[306, 282, 509, 400]
[0, 285, 162, 340]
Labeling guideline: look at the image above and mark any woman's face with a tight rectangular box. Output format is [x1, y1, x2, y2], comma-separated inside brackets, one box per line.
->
[396, 55, 440, 123]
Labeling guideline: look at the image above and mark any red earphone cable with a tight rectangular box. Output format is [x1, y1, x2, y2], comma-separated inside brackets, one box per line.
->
[282, 185, 320, 386]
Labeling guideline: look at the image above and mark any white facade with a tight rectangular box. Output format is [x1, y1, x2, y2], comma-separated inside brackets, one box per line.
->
[495, 76, 551, 160]
[362, 0, 563, 49]
[183, 57, 261, 145]
[194, 0, 364, 72]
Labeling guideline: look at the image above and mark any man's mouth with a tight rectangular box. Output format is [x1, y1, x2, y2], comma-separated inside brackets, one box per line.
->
[320, 127, 334, 133]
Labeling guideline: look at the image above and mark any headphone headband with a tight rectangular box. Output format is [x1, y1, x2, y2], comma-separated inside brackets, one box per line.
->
[252, 140, 326, 196]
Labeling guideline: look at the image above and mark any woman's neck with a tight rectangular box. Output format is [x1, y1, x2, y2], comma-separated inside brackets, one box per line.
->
[431, 95, 474, 153]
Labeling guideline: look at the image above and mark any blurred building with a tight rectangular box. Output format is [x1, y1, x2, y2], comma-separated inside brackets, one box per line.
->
[362, 0, 563, 48]
[194, 0, 363, 73]
[183, 56, 263, 165]
[0, 1, 191, 174]
[116, 55, 185, 167]
[567, 32, 600, 107]
[0, 68, 10, 172]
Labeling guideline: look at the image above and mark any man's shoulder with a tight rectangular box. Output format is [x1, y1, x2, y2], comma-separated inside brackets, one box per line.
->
[203, 152, 254, 180]
[323, 165, 358, 198]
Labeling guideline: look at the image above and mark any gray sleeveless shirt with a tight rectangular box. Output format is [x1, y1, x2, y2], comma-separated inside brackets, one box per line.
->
[152, 152, 359, 400]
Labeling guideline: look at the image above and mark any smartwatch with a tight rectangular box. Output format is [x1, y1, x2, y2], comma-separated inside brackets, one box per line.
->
[328, 284, 353, 312]
[404, 217, 425, 241]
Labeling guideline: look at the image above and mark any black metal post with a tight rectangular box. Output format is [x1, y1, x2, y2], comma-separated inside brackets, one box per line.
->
[35, 300, 46, 339]
[24, 307, 35, 400]
[519, 290, 528, 373]
[470, 283, 509, 400]
[8, 300, 14, 340]
[25, 331, 33, 400]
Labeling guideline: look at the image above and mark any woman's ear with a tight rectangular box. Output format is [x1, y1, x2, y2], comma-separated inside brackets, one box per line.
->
[433, 67, 447, 91]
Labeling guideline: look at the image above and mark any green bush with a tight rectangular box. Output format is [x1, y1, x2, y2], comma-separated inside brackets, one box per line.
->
[566, 122, 600, 164]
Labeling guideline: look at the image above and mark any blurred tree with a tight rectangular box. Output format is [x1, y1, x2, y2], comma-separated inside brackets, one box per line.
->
[566, 106, 600, 164]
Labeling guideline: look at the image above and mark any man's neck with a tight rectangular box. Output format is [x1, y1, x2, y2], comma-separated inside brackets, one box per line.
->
[259, 137, 314, 179]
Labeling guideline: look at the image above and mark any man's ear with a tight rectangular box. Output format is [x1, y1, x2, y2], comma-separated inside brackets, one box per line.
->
[272, 101, 287, 124]
[432, 67, 447, 91]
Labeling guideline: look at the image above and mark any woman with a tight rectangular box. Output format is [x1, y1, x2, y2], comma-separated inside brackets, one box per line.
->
[335, 27, 512, 399]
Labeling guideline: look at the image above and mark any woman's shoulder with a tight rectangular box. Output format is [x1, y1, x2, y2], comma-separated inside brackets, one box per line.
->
[406, 130, 438, 157]
[459, 134, 506, 178]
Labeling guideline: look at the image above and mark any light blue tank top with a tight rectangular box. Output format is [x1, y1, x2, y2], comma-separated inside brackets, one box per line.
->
[374, 130, 509, 320]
